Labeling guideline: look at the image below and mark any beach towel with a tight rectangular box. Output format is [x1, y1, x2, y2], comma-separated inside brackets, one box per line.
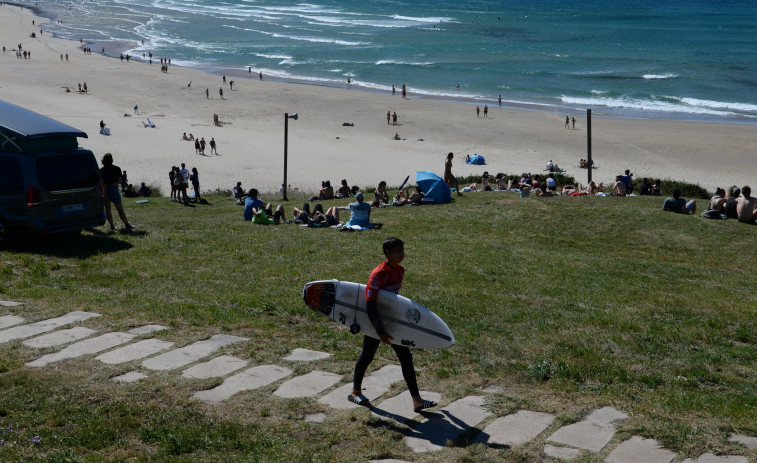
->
[341, 222, 380, 231]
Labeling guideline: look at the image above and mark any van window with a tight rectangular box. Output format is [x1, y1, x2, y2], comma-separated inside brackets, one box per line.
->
[0, 156, 23, 195]
[36, 152, 99, 191]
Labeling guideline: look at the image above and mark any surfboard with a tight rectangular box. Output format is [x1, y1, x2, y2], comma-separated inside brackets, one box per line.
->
[302, 280, 454, 349]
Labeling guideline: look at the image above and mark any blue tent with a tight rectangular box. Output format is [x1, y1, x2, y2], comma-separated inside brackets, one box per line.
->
[416, 171, 451, 204]
[465, 154, 486, 165]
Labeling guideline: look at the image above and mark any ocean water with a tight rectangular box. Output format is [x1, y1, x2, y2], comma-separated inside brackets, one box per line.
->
[23, 0, 757, 122]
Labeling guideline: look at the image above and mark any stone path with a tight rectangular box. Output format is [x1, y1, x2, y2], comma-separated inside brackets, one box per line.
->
[0, 305, 754, 462]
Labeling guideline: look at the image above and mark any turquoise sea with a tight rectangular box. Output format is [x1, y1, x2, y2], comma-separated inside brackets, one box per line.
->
[23, 0, 757, 122]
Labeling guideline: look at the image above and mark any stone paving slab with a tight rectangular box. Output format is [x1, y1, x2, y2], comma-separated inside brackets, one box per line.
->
[604, 436, 675, 463]
[23, 327, 97, 348]
[112, 371, 147, 384]
[547, 406, 628, 452]
[474, 410, 555, 447]
[128, 325, 168, 335]
[0, 315, 24, 329]
[193, 364, 292, 404]
[182, 355, 248, 379]
[282, 348, 331, 362]
[405, 395, 492, 453]
[682, 453, 749, 463]
[26, 332, 135, 367]
[318, 365, 404, 410]
[96, 338, 174, 364]
[729, 433, 757, 450]
[273, 370, 342, 398]
[0, 301, 24, 307]
[142, 334, 248, 371]
[0, 311, 100, 343]
[544, 444, 581, 460]
[371, 390, 442, 423]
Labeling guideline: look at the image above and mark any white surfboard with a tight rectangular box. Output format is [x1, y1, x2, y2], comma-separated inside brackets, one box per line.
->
[302, 280, 454, 349]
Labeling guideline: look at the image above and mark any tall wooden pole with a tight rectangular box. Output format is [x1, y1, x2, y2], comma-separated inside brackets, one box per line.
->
[587, 109, 592, 184]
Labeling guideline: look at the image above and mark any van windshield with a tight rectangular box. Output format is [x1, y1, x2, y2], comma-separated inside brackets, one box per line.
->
[36, 152, 100, 191]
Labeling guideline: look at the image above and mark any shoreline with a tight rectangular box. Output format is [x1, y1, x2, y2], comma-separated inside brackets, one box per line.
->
[21, 1, 757, 127]
[2, 3, 755, 198]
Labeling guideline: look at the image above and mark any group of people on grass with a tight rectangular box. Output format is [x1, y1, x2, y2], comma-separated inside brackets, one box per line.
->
[668, 184, 757, 224]
[168, 163, 201, 203]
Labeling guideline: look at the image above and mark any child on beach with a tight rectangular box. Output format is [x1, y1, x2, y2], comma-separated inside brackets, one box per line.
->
[348, 237, 439, 413]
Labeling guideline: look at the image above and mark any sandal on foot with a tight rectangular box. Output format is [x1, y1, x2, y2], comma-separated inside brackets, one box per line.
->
[347, 394, 371, 408]
[413, 400, 438, 413]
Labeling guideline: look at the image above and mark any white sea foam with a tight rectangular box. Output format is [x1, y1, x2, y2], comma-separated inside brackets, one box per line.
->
[643, 73, 678, 79]
[678, 97, 757, 113]
[560, 95, 745, 117]
[376, 60, 436, 66]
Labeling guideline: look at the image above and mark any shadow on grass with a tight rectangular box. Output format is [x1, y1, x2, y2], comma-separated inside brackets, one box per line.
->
[4, 229, 136, 258]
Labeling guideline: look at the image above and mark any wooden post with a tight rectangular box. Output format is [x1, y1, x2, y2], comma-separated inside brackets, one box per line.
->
[587, 109, 592, 184]
[283, 113, 289, 201]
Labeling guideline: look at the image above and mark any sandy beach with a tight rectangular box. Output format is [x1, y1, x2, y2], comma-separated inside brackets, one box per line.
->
[1, 3, 755, 196]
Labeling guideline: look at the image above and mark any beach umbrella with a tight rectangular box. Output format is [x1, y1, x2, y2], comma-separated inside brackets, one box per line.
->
[465, 154, 486, 165]
[416, 171, 451, 204]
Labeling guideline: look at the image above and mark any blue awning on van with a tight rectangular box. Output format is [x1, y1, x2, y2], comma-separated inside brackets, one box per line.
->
[0, 100, 88, 141]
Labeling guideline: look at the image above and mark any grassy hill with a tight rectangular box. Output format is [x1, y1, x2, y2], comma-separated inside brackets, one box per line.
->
[0, 191, 754, 462]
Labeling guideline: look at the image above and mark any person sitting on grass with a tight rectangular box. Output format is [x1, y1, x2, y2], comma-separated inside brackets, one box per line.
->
[735, 185, 757, 224]
[336, 179, 351, 199]
[481, 172, 492, 191]
[137, 182, 152, 197]
[243, 188, 286, 224]
[303, 206, 342, 227]
[335, 192, 372, 227]
[662, 188, 696, 215]
[652, 179, 663, 196]
[393, 185, 425, 206]
[639, 178, 652, 195]
[725, 185, 741, 219]
[707, 187, 727, 214]
[319, 180, 334, 200]
[373, 181, 390, 207]
[233, 181, 245, 204]
[612, 175, 627, 196]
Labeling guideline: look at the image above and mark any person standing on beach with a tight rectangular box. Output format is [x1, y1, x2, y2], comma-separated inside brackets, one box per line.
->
[392, 85, 396, 95]
[476, 106, 480, 117]
[483, 105, 488, 118]
[210, 138, 217, 155]
[179, 163, 190, 202]
[565, 116, 570, 128]
[200, 137, 206, 155]
[219, 87, 224, 99]
[205, 88, 209, 99]
[498, 94, 502, 107]
[190, 167, 201, 203]
[259, 71, 263, 80]
[387, 111, 391, 125]
[347, 237, 439, 413]
[571, 117, 576, 129]
[194, 138, 200, 155]
[392, 112, 398, 125]
[444, 152, 463, 197]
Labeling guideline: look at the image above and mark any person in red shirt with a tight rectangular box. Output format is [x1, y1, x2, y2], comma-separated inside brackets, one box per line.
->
[348, 237, 438, 413]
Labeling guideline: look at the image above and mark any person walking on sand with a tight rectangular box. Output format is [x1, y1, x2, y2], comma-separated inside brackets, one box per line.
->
[483, 105, 488, 118]
[444, 152, 463, 197]
[219, 87, 224, 99]
[99, 153, 135, 231]
[347, 237, 439, 413]
[572, 117, 576, 129]
[205, 88, 209, 99]
[476, 106, 480, 117]
[210, 137, 217, 155]
[565, 116, 570, 129]
[392, 111, 398, 125]
[387, 110, 391, 125]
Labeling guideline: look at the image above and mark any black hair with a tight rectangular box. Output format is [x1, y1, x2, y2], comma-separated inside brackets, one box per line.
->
[672, 188, 681, 198]
[101, 152, 113, 165]
[383, 237, 404, 254]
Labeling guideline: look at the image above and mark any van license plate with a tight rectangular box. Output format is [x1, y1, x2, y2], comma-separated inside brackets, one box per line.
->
[63, 203, 84, 212]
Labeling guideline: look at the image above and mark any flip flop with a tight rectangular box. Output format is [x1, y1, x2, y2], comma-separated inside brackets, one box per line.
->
[413, 400, 438, 413]
[347, 394, 371, 408]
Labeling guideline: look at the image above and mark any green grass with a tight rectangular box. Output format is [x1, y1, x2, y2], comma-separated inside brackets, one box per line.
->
[0, 191, 755, 462]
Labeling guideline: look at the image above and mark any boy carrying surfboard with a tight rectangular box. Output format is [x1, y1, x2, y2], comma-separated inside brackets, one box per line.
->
[348, 237, 439, 413]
